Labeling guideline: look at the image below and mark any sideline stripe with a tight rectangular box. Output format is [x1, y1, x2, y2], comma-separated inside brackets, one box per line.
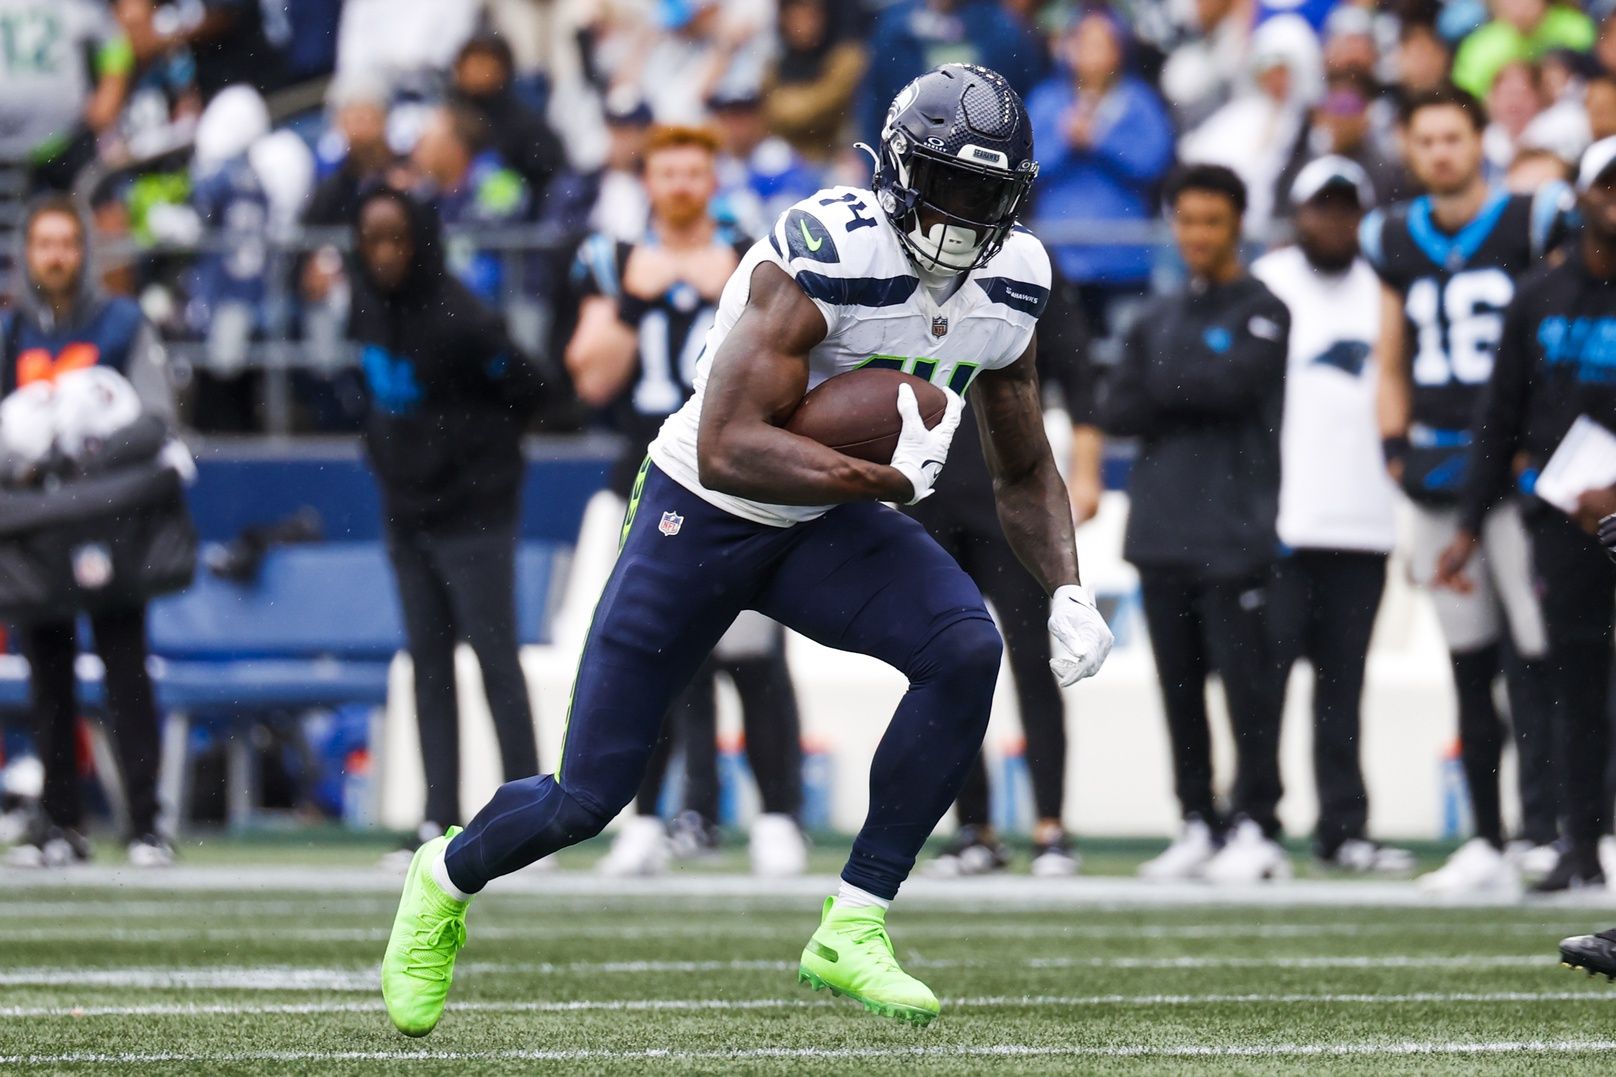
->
[5, 1040, 1616, 1065]
[1, 991, 1612, 1021]
[0, 920, 1591, 944]
[0, 955, 1559, 991]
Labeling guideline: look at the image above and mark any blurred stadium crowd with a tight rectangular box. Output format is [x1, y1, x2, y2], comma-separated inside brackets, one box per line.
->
[6, 0, 1609, 431]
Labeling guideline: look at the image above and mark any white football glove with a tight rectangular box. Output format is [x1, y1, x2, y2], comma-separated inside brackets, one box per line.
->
[888, 383, 964, 504]
[1048, 583, 1113, 686]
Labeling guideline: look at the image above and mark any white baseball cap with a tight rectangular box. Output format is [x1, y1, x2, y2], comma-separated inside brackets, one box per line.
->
[1578, 135, 1616, 192]
[1290, 155, 1375, 208]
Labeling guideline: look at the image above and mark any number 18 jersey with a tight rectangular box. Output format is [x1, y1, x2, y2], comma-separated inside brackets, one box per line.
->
[1361, 185, 1570, 432]
[649, 186, 1051, 527]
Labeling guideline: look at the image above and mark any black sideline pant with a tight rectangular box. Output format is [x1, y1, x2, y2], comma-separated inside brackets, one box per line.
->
[1268, 549, 1386, 856]
[386, 524, 540, 828]
[1138, 566, 1284, 837]
[24, 604, 161, 836]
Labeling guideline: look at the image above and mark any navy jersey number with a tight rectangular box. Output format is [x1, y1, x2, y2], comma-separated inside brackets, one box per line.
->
[818, 192, 878, 232]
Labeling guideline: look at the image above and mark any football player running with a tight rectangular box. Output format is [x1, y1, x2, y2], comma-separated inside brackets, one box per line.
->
[381, 63, 1113, 1034]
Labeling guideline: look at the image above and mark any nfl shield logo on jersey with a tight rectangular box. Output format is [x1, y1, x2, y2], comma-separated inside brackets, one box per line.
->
[931, 315, 949, 338]
[659, 511, 684, 537]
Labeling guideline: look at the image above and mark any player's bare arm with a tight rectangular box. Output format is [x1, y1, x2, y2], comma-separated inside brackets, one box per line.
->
[564, 295, 639, 407]
[697, 262, 914, 505]
[972, 333, 1081, 596]
[1374, 281, 1411, 476]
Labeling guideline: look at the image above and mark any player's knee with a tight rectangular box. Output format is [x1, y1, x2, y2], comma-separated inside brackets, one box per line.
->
[554, 785, 615, 841]
[920, 616, 1003, 687]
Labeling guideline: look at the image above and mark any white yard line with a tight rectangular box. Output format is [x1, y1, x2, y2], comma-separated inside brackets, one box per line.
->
[0, 953, 1560, 992]
[1, 990, 1612, 1021]
[0, 920, 1591, 944]
[5, 1040, 1616, 1065]
[4, 866, 1613, 909]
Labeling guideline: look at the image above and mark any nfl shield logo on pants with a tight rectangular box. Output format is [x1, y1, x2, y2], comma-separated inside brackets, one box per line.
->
[931, 315, 948, 338]
[659, 511, 684, 536]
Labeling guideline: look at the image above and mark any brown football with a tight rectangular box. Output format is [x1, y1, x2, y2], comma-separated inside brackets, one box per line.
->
[783, 367, 949, 464]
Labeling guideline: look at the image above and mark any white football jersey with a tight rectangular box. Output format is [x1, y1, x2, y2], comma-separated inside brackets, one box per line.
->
[649, 186, 1050, 527]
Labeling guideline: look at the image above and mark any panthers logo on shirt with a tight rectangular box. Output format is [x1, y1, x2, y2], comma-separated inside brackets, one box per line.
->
[649, 185, 1051, 527]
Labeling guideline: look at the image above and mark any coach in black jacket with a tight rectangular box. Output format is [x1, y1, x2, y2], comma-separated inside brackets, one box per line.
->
[351, 185, 546, 852]
[1437, 137, 1616, 891]
[1099, 165, 1291, 881]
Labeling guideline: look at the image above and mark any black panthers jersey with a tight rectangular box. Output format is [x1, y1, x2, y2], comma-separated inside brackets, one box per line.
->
[1362, 185, 1571, 430]
[1360, 184, 1571, 500]
[570, 229, 750, 497]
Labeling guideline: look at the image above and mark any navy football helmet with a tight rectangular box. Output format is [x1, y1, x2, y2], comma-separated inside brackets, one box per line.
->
[869, 64, 1037, 274]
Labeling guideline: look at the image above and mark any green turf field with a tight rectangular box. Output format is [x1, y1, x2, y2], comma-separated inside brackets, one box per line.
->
[3, 837, 1615, 1074]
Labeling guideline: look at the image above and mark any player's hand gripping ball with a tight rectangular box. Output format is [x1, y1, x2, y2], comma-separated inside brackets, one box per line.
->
[1048, 584, 1113, 686]
[783, 368, 962, 503]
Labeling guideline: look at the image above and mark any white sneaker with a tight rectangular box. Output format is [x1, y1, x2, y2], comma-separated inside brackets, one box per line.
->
[0, 808, 30, 845]
[1505, 840, 1561, 882]
[1030, 837, 1082, 877]
[748, 813, 808, 877]
[1138, 817, 1217, 881]
[127, 834, 175, 868]
[1418, 838, 1522, 898]
[1204, 819, 1292, 884]
[1322, 838, 1415, 876]
[597, 816, 671, 877]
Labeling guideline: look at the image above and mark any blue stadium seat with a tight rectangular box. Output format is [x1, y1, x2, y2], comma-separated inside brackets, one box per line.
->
[141, 540, 562, 830]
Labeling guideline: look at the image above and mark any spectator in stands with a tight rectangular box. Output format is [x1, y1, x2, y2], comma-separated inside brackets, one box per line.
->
[1, 196, 177, 869]
[762, 0, 868, 165]
[112, 0, 203, 159]
[1451, 0, 1594, 101]
[1159, 0, 1256, 130]
[1276, 72, 1413, 210]
[0, 0, 132, 192]
[1099, 164, 1292, 885]
[140, 0, 280, 99]
[1485, 61, 1548, 174]
[1027, 9, 1174, 341]
[588, 91, 654, 243]
[857, 0, 1044, 147]
[335, 0, 479, 96]
[450, 34, 567, 206]
[302, 77, 394, 304]
[1506, 145, 1574, 190]
[708, 88, 823, 237]
[562, 126, 806, 877]
[1519, 48, 1596, 162]
[1252, 158, 1412, 875]
[350, 185, 545, 859]
[1394, 21, 1454, 101]
[610, 0, 773, 126]
[184, 85, 273, 433]
[1181, 15, 1324, 240]
[409, 103, 532, 304]
[1590, 68, 1616, 142]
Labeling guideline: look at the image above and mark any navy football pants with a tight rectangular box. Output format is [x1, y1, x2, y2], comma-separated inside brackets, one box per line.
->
[445, 464, 1002, 899]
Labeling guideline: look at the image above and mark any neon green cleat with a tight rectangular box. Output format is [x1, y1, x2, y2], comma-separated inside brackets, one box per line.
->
[381, 826, 470, 1037]
[797, 896, 940, 1027]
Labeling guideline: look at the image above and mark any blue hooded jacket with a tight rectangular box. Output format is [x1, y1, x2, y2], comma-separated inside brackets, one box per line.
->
[1026, 72, 1174, 286]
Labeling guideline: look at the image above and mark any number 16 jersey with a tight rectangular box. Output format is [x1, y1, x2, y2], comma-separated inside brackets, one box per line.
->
[1359, 184, 1570, 501]
[649, 185, 1051, 527]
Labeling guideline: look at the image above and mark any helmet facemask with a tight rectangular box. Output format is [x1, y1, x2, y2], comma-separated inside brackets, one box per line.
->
[877, 132, 1036, 275]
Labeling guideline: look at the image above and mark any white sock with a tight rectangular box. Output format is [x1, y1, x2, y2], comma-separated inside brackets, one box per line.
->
[430, 848, 470, 903]
[835, 881, 891, 911]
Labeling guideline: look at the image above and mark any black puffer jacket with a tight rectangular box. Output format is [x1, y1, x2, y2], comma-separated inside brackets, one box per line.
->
[349, 187, 546, 534]
[1099, 275, 1289, 579]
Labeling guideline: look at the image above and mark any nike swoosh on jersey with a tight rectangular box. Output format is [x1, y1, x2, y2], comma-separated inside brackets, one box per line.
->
[799, 219, 824, 252]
